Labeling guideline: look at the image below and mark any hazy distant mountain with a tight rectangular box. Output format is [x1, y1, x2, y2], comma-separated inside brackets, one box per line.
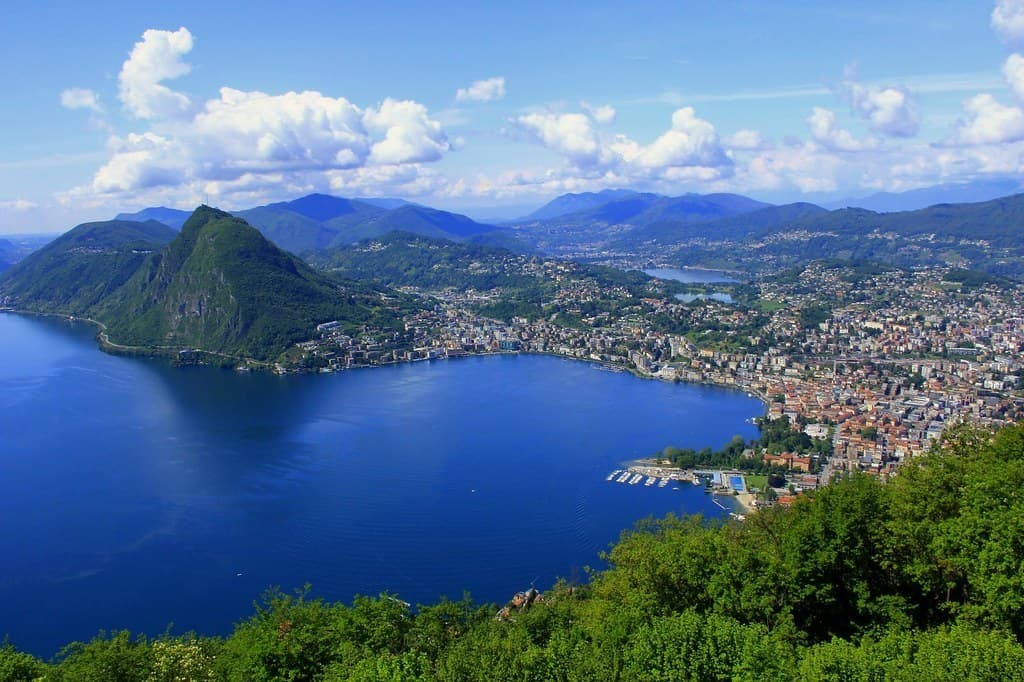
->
[513, 192, 771, 253]
[656, 192, 1024, 278]
[0, 238, 18, 272]
[827, 179, 1024, 213]
[323, 204, 502, 246]
[114, 207, 192, 230]
[622, 201, 828, 246]
[0, 219, 176, 313]
[523, 189, 646, 221]
[263, 193, 382, 222]
[353, 197, 414, 210]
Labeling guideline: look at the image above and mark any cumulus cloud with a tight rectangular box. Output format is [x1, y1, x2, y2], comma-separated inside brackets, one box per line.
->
[581, 101, 617, 124]
[725, 129, 768, 151]
[60, 88, 102, 112]
[118, 27, 194, 119]
[740, 141, 844, 193]
[455, 77, 506, 102]
[516, 111, 611, 169]
[364, 98, 450, 164]
[73, 27, 452, 203]
[1003, 53, 1024, 100]
[993, 0, 1024, 46]
[807, 107, 877, 152]
[951, 93, 1024, 145]
[516, 106, 731, 184]
[621, 107, 730, 169]
[839, 79, 920, 137]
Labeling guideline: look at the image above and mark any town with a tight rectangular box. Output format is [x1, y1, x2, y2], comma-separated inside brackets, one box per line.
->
[285, 251, 1024, 489]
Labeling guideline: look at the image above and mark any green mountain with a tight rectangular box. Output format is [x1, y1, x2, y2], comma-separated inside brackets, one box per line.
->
[0, 219, 176, 314]
[98, 206, 403, 361]
[310, 231, 537, 291]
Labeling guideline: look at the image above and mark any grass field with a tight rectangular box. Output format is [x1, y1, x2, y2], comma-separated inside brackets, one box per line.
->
[745, 475, 769, 491]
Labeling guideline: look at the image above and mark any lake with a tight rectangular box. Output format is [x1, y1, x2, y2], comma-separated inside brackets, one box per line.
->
[0, 312, 762, 656]
[643, 267, 739, 284]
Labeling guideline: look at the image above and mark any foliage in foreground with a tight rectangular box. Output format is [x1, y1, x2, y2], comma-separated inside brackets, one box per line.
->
[4, 422, 1024, 680]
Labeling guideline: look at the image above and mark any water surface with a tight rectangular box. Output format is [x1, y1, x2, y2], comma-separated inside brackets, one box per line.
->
[0, 313, 761, 655]
[644, 267, 739, 284]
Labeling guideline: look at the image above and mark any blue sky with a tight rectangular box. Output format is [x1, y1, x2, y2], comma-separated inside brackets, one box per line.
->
[2, 1, 1023, 232]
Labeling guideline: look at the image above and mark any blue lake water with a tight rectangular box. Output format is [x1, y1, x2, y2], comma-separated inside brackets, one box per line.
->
[643, 267, 739, 284]
[0, 312, 762, 656]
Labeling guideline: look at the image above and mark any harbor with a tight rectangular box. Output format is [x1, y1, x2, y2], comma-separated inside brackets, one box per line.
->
[604, 461, 756, 516]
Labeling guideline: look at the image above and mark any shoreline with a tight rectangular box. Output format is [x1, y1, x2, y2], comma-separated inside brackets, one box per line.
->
[0, 309, 768, 412]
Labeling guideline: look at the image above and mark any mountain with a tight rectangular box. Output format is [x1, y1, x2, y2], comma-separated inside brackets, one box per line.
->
[0, 220, 177, 313]
[512, 192, 772, 254]
[657, 192, 1024, 278]
[623, 202, 828, 246]
[264, 193, 383, 222]
[114, 207, 192, 230]
[232, 194, 384, 255]
[322, 204, 504, 246]
[0, 238, 18, 272]
[828, 179, 1024, 213]
[353, 197, 413, 210]
[231, 205, 338, 255]
[98, 206, 403, 361]
[523, 189, 646, 221]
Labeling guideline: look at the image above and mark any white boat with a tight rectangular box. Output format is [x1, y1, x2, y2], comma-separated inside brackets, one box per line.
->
[645, 477, 656, 486]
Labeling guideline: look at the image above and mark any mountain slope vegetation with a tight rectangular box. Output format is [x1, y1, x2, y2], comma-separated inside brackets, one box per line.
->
[98, 206, 403, 361]
[0, 219, 177, 314]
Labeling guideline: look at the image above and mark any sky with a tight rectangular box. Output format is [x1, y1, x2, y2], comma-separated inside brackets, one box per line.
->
[2, 1, 1024, 232]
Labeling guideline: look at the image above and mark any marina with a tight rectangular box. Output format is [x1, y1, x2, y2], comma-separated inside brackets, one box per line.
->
[604, 463, 755, 518]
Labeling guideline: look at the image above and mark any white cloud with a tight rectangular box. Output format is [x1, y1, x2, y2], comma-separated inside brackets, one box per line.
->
[993, 0, 1024, 46]
[839, 79, 920, 137]
[1003, 53, 1024, 100]
[72, 27, 452, 204]
[364, 98, 450, 164]
[950, 93, 1024, 145]
[92, 132, 187, 193]
[807, 107, 877, 152]
[60, 88, 102, 112]
[0, 199, 38, 210]
[622, 107, 729, 169]
[516, 112, 611, 169]
[118, 27, 194, 119]
[516, 106, 731, 184]
[737, 141, 845, 193]
[725, 129, 768, 151]
[455, 77, 506, 102]
[581, 101, 617, 124]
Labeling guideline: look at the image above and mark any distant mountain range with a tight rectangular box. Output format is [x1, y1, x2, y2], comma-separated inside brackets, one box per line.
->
[827, 179, 1024, 213]
[71, 183, 1024, 281]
